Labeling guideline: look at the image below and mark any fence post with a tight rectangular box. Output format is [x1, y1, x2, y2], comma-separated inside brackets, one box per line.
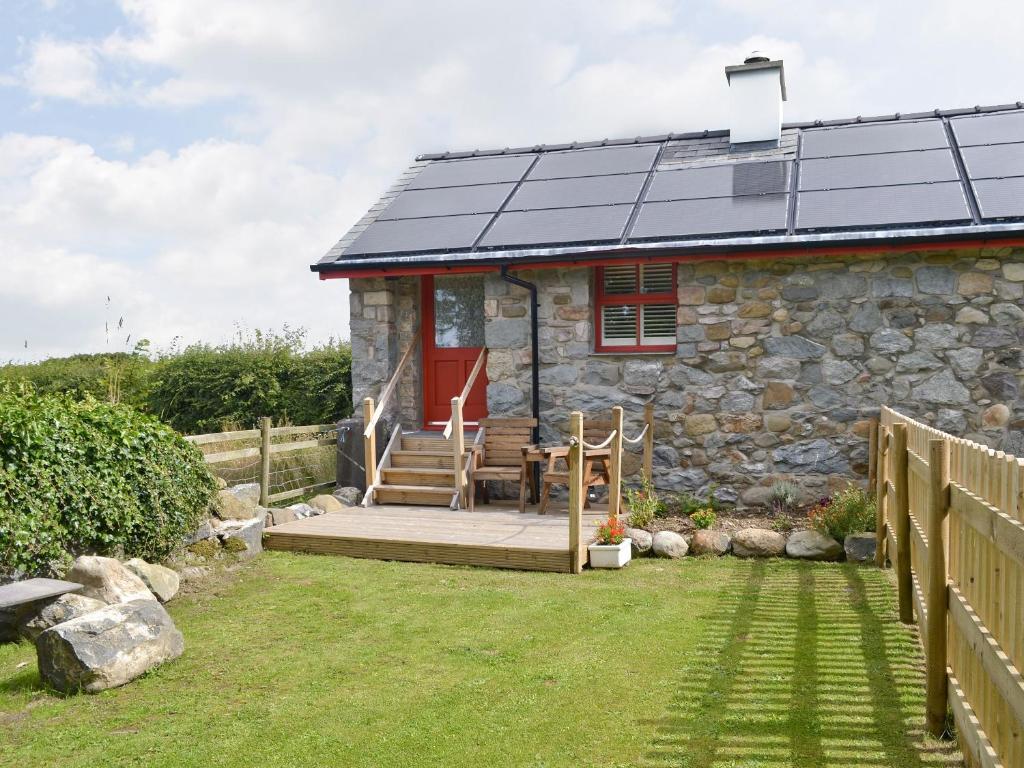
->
[451, 397, 465, 508]
[868, 417, 879, 484]
[892, 422, 913, 624]
[568, 411, 585, 574]
[363, 397, 376, 492]
[925, 437, 951, 737]
[608, 405, 623, 519]
[642, 402, 654, 483]
[259, 416, 272, 507]
[874, 424, 890, 567]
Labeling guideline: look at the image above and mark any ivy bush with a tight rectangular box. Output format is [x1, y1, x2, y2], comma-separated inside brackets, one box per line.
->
[0, 385, 217, 577]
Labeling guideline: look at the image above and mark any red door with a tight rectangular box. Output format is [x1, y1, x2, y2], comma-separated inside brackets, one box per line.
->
[422, 275, 489, 428]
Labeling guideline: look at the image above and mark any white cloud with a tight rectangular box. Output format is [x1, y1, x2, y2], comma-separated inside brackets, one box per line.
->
[20, 36, 110, 103]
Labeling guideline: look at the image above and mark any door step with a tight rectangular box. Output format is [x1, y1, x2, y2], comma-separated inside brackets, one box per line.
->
[374, 484, 456, 506]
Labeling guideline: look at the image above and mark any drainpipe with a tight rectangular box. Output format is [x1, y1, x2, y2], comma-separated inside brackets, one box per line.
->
[500, 265, 541, 463]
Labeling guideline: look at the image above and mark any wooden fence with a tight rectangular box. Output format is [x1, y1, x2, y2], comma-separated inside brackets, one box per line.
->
[875, 406, 1024, 768]
[186, 419, 338, 506]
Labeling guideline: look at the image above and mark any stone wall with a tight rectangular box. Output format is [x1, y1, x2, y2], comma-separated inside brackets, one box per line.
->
[481, 246, 1024, 506]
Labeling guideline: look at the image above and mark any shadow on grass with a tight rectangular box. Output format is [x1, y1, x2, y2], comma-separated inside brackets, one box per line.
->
[0, 665, 43, 695]
[641, 561, 962, 768]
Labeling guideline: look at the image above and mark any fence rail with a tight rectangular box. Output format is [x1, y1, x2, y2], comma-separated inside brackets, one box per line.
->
[876, 406, 1024, 768]
[186, 419, 337, 505]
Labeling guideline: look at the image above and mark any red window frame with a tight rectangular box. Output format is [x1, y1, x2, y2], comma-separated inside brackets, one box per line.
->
[594, 263, 677, 353]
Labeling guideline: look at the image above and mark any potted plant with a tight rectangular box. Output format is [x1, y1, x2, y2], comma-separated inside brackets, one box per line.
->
[588, 514, 631, 569]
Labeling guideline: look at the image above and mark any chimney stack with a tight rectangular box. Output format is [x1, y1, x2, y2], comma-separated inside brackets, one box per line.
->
[724, 53, 787, 145]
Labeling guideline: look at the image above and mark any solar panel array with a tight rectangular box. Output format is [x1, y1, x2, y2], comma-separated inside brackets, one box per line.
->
[340, 109, 1024, 259]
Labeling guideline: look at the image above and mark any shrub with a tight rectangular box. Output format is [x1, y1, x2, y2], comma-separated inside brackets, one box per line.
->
[625, 476, 660, 529]
[594, 514, 627, 545]
[665, 483, 728, 517]
[809, 486, 876, 543]
[768, 480, 798, 516]
[0, 385, 218, 577]
[690, 507, 716, 530]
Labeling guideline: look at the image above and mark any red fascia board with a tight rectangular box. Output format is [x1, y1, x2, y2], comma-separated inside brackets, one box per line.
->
[316, 236, 1024, 279]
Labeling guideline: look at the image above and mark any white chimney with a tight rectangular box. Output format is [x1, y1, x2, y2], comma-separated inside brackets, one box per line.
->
[724, 53, 787, 145]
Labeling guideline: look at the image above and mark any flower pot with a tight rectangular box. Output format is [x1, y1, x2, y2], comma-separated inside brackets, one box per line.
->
[588, 539, 632, 569]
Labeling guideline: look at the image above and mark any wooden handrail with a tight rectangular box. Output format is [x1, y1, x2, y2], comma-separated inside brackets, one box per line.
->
[442, 347, 487, 439]
[364, 327, 420, 439]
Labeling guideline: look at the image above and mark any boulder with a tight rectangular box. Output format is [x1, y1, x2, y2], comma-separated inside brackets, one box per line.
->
[691, 530, 732, 557]
[66, 556, 154, 605]
[287, 503, 320, 519]
[652, 531, 689, 559]
[215, 489, 258, 520]
[844, 532, 877, 563]
[215, 517, 264, 559]
[309, 494, 344, 514]
[732, 528, 787, 558]
[179, 566, 211, 584]
[36, 599, 184, 693]
[268, 508, 297, 526]
[625, 528, 653, 557]
[785, 530, 843, 561]
[183, 518, 215, 546]
[331, 489, 364, 507]
[18, 594, 106, 642]
[122, 559, 180, 603]
[225, 482, 261, 508]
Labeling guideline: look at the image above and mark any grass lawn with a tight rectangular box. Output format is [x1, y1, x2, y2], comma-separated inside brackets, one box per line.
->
[0, 554, 961, 767]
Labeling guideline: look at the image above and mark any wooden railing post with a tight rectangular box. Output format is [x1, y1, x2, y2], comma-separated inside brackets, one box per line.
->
[875, 424, 890, 567]
[925, 437, 951, 737]
[568, 411, 585, 574]
[609, 405, 623, 519]
[451, 396, 465, 508]
[868, 417, 879, 484]
[259, 416, 272, 507]
[363, 397, 376, 491]
[642, 402, 654, 483]
[892, 422, 913, 624]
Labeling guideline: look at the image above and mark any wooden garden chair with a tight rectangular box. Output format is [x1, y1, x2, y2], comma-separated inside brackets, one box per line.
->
[537, 416, 615, 514]
[467, 418, 538, 512]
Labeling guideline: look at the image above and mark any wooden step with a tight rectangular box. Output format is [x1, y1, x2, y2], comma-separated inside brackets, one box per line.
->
[381, 467, 455, 487]
[374, 484, 456, 506]
[401, 435, 452, 452]
[390, 450, 458, 469]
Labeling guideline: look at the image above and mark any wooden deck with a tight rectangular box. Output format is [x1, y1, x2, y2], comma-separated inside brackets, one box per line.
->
[263, 502, 607, 573]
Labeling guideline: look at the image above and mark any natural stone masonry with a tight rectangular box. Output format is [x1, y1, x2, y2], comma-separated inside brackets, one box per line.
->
[350, 246, 1024, 503]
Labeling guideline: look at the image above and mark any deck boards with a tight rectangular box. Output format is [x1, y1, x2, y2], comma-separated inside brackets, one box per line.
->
[264, 503, 605, 572]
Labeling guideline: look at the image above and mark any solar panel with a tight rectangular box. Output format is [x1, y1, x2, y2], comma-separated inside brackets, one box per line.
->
[379, 183, 514, 220]
[796, 182, 970, 230]
[345, 214, 492, 254]
[406, 155, 534, 189]
[951, 111, 1024, 147]
[799, 149, 959, 191]
[801, 120, 948, 159]
[972, 177, 1024, 220]
[960, 143, 1024, 180]
[479, 205, 634, 248]
[505, 174, 646, 211]
[646, 161, 791, 201]
[528, 145, 659, 180]
[628, 194, 789, 240]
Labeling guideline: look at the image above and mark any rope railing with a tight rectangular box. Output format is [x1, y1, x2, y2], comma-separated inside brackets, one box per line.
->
[621, 423, 650, 445]
[581, 430, 617, 451]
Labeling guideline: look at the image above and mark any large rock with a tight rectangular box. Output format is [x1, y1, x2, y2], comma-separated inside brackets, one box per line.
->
[267, 508, 297, 526]
[652, 531, 688, 559]
[66, 556, 154, 605]
[36, 599, 184, 693]
[215, 517, 264, 559]
[690, 530, 731, 556]
[122, 559, 180, 603]
[772, 439, 849, 474]
[309, 494, 344, 515]
[216, 489, 259, 520]
[287, 503, 320, 519]
[183, 518, 215, 546]
[18, 594, 106, 642]
[625, 528, 652, 557]
[225, 482, 261, 508]
[785, 530, 843, 561]
[332, 486, 363, 506]
[732, 528, 786, 558]
[844, 532, 877, 563]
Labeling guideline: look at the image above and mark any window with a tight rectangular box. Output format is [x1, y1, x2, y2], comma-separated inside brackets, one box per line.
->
[595, 263, 676, 352]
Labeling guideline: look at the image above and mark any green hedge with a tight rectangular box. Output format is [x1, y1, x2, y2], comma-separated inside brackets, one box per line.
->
[0, 331, 353, 435]
[0, 386, 217, 577]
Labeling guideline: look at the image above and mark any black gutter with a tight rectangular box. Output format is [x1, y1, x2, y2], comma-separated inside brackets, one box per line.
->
[499, 265, 541, 496]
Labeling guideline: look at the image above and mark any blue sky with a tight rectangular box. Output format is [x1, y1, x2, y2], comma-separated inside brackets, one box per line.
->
[1, 0, 1022, 361]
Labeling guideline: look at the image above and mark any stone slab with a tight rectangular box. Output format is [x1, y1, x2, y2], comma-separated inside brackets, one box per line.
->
[0, 578, 83, 609]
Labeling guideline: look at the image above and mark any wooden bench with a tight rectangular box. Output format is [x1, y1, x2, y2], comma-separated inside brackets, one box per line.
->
[467, 417, 538, 512]
[0, 578, 83, 610]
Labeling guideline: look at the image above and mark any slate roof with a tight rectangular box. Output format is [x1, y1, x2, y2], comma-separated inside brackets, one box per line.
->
[314, 103, 1024, 274]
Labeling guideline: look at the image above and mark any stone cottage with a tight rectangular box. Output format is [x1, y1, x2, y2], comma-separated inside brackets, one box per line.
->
[314, 55, 1024, 506]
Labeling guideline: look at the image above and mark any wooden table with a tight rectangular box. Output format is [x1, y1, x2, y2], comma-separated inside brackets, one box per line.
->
[523, 445, 612, 514]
